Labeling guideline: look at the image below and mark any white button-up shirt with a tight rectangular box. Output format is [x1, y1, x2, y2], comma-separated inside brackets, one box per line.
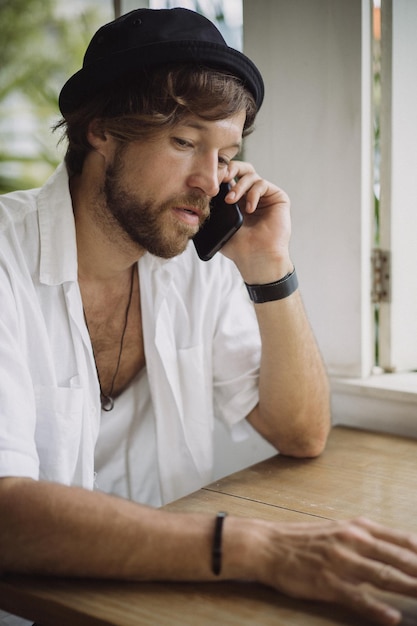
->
[0, 164, 261, 509]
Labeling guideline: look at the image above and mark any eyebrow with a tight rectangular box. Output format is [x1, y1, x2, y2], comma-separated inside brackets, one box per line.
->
[182, 120, 243, 151]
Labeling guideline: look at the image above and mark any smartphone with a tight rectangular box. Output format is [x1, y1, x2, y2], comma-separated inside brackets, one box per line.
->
[193, 182, 243, 261]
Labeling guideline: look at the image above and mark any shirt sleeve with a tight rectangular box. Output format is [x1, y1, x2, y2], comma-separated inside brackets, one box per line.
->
[0, 267, 40, 480]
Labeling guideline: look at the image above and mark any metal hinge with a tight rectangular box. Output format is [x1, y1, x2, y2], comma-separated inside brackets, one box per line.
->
[371, 249, 391, 303]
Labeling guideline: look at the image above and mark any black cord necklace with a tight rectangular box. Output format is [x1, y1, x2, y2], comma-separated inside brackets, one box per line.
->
[85, 264, 136, 412]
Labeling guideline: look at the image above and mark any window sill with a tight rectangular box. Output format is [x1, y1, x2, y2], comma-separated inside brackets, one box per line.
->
[330, 373, 417, 439]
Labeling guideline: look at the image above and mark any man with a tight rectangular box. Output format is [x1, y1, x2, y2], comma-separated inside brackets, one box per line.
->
[0, 8, 416, 626]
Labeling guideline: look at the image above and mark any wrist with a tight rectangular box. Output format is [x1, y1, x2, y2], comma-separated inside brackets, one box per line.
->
[237, 254, 293, 286]
[245, 268, 298, 303]
[220, 516, 271, 582]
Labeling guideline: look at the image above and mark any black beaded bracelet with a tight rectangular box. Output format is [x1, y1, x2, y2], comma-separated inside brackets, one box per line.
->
[245, 268, 298, 303]
[212, 511, 227, 575]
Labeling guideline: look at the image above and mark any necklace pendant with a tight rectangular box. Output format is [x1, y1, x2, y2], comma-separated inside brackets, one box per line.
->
[101, 393, 114, 412]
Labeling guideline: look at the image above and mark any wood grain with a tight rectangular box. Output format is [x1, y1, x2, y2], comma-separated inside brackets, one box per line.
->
[1, 426, 417, 625]
[201, 426, 417, 531]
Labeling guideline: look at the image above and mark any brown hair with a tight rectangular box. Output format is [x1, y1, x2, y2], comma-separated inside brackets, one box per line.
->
[55, 64, 257, 177]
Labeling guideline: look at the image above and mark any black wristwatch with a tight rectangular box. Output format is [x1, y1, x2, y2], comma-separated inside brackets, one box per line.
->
[245, 268, 298, 303]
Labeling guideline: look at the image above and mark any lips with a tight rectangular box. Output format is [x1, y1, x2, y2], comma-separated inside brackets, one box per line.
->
[172, 206, 202, 227]
[173, 197, 210, 225]
[182, 206, 200, 217]
[168, 191, 210, 231]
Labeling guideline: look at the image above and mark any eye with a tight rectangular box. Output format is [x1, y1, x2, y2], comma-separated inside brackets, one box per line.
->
[173, 137, 192, 149]
[218, 155, 230, 168]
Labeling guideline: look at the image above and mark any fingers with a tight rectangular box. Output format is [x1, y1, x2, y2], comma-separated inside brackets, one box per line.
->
[330, 575, 402, 625]
[342, 519, 417, 595]
[266, 518, 417, 626]
[357, 517, 417, 556]
[333, 518, 417, 581]
[224, 161, 287, 214]
[326, 519, 417, 624]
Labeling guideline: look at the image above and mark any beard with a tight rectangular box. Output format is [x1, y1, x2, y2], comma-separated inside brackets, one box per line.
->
[101, 150, 210, 259]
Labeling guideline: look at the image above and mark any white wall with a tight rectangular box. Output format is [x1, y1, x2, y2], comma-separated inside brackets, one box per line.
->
[243, 0, 374, 378]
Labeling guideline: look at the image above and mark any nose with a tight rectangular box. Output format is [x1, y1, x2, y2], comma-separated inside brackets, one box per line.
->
[187, 155, 220, 198]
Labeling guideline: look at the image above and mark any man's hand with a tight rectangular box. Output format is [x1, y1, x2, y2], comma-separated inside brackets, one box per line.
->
[250, 516, 417, 625]
[221, 161, 292, 284]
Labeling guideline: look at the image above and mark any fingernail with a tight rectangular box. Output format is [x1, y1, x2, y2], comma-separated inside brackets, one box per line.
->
[384, 607, 402, 624]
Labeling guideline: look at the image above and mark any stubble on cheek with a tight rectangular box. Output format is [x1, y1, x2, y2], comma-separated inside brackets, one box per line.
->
[101, 168, 209, 258]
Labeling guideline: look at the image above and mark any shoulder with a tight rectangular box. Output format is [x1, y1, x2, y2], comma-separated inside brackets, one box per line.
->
[0, 164, 76, 284]
[0, 187, 41, 277]
[0, 186, 40, 232]
[0, 164, 68, 235]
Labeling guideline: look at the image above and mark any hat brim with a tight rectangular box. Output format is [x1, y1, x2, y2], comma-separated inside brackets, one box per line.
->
[58, 40, 264, 115]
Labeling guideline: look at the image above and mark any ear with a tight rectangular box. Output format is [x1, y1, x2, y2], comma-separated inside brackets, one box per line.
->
[87, 119, 115, 158]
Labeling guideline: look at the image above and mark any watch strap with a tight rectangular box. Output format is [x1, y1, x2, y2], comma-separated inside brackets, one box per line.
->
[245, 268, 298, 303]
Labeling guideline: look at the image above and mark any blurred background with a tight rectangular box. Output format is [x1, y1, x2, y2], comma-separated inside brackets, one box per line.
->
[0, 0, 242, 193]
[0, 0, 109, 192]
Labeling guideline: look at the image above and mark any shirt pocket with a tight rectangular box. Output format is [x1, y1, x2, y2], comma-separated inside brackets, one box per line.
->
[34, 385, 84, 485]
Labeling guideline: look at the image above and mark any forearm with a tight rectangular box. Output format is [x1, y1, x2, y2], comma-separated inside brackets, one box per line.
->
[0, 477, 257, 582]
[248, 286, 331, 457]
[3, 478, 417, 625]
[221, 163, 330, 455]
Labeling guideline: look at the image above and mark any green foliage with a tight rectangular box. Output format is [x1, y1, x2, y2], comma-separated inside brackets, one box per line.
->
[0, 0, 110, 193]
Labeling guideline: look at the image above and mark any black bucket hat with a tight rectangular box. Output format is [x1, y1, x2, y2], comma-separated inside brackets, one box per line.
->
[58, 7, 264, 116]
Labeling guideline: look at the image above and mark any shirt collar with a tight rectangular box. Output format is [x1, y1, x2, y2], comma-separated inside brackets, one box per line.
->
[37, 163, 78, 286]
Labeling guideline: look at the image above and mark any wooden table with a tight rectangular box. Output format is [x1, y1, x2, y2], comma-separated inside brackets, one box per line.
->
[1, 426, 417, 625]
